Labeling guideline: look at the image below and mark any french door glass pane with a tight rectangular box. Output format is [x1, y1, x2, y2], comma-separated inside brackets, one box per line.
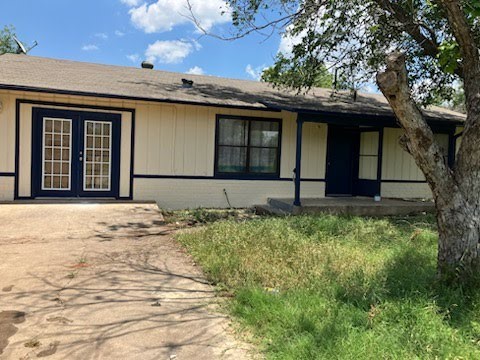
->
[42, 118, 72, 190]
[84, 120, 112, 191]
[217, 146, 247, 173]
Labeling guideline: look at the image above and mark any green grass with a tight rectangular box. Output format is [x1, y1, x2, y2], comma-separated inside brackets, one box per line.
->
[176, 213, 480, 359]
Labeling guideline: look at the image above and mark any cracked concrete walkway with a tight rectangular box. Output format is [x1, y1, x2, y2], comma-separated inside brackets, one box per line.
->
[0, 203, 250, 360]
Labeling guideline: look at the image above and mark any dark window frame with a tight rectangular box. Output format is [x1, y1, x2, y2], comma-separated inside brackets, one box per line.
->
[214, 115, 282, 179]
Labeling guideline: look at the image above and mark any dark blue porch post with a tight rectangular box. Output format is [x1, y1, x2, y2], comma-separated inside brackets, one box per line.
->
[294, 117, 303, 207]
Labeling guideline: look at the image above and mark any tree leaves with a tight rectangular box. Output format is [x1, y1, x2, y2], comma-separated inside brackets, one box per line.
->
[437, 40, 461, 74]
[0, 25, 17, 55]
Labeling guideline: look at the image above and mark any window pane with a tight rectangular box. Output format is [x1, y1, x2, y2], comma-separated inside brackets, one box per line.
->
[218, 119, 247, 146]
[217, 146, 247, 173]
[250, 121, 279, 147]
[249, 148, 278, 173]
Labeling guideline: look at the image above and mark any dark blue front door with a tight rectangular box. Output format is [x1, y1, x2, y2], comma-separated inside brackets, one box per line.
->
[325, 126, 359, 196]
[32, 108, 121, 198]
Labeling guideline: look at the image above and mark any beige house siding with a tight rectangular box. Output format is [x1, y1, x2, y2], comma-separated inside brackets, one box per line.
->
[0, 177, 14, 201]
[134, 178, 325, 209]
[382, 128, 425, 181]
[381, 182, 431, 199]
[0, 89, 327, 206]
[0, 89, 457, 207]
[0, 90, 135, 197]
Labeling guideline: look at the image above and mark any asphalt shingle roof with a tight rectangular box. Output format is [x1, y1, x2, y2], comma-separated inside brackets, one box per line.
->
[0, 54, 465, 123]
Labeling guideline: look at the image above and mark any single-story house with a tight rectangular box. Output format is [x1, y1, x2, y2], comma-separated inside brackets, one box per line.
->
[0, 54, 464, 209]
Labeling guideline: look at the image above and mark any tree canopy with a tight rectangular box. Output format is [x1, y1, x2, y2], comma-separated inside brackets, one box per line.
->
[223, 0, 479, 106]
[0, 25, 17, 54]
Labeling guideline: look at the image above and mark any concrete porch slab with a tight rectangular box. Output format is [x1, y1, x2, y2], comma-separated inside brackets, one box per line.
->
[264, 197, 435, 216]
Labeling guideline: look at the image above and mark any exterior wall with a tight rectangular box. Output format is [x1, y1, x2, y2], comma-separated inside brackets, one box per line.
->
[382, 128, 425, 181]
[381, 127, 436, 199]
[0, 177, 14, 201]
[0, 92, 16, 200]
[0, 90, 134, 199]
[0, 88, 455, 207]
[381, 182, 431, 199]
[134, 178, 324, 209]
[0, 89, 327, 208]
[133, 104, 327, 180]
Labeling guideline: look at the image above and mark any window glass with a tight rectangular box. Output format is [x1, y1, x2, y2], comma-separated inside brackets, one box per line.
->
[218, 119, 247, 146]
[250, 121, 279, 147]
[249, 148, 278, 173]
[216, 117, 280, 176]
[217, 146, 247, 173]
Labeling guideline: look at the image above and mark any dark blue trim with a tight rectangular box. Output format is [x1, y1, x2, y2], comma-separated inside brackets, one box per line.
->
[133, 174, 325, 182]
[31, 108, 121, 198]
[129, 110, 136, 200]
[0, 85, 281, 113]
[0, 172, 15, 177]
[266, 105, 464, 126]
[377, 128, 384, 185]
[14, 100, 20, 199]
[213, 114, 283, 180]
[354, 128, 383, 197]
[294, 118, 303, 206]
[16, 99, 135, 113]
[14, 100, 135, 200]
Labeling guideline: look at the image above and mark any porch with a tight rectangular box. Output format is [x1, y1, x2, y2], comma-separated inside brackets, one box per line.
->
[256, 197, 435, 216]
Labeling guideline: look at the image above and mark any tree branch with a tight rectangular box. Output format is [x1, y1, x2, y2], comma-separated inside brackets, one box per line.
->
[436, 0, 480, 201]
[377, 51, 456, 204]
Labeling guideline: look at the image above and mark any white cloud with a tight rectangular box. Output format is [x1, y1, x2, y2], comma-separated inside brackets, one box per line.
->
[127, 53, 140, 63]
[127, 0, 230, 34]
[278, 25, 307, 56]
[186, 66, 205, 75]
[82, 44, 99, 51]
[145, 40, 195, 64]
[121, 0, 142, 6]
[95, 33, 108, 40]
[115, 30, 125, 37]
[245, 64, 266, 80]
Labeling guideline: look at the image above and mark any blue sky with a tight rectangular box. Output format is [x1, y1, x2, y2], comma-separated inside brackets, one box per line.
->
[3, 0, 286, 80]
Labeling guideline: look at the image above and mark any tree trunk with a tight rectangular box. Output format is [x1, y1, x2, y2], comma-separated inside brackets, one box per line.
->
[435, 196, 480, 280]
[377, 51, 480, 282]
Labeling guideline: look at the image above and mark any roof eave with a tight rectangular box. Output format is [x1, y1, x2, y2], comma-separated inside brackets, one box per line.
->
[0, 84, 281, 113]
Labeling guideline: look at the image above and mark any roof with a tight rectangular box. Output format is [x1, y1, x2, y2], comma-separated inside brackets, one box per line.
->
[0, 53, 465, 123]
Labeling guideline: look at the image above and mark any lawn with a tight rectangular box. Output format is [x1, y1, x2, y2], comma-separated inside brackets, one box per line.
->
[175, 212, 480, 359]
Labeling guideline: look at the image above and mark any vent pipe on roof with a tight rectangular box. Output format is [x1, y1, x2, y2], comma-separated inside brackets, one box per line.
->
[182, 78, 194, 88]
[141, 61, 154, 69]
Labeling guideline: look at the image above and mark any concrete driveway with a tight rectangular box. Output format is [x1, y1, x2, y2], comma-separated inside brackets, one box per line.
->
[0, 203, 250, 360]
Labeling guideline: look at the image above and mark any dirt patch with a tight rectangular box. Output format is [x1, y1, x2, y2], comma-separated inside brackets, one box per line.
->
[36, 341, 59, 357]
[0, 310, 26, 354]
[2, 285, 14, 292]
